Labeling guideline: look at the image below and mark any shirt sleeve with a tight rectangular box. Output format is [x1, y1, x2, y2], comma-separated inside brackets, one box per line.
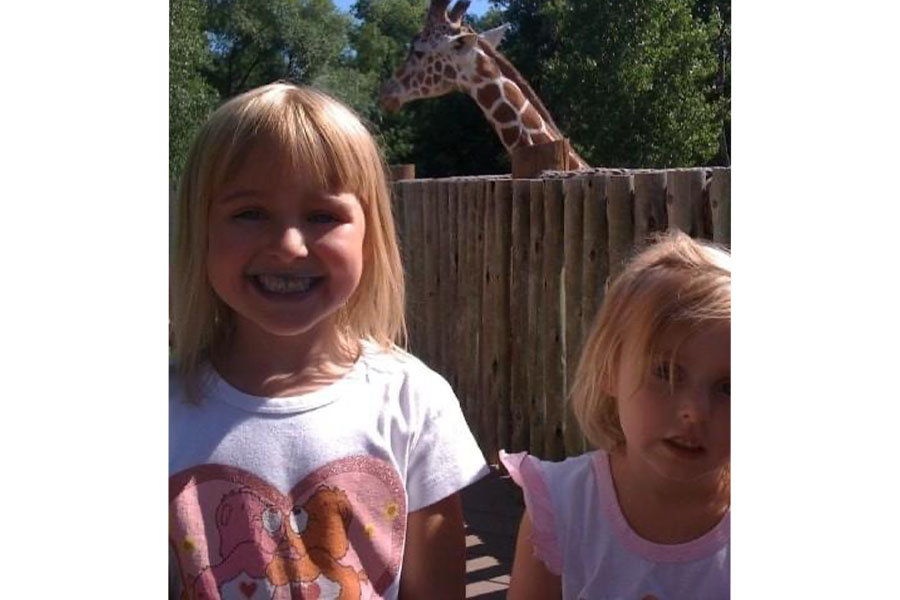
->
[404, 368, 490, 512]
[499, 450, 563, 575]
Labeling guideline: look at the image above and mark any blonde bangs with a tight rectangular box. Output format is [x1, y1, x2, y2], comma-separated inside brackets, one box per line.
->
[170, 83, 407, 399]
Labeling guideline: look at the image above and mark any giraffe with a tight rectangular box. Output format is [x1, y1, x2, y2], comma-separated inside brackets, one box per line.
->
[378, 0, 590, 170]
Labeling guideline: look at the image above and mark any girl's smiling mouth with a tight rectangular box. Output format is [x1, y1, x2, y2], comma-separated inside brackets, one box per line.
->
[249, 273, 324, 295]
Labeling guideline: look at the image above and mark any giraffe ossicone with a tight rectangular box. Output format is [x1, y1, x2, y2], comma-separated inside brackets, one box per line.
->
[378, 0, 589, 170]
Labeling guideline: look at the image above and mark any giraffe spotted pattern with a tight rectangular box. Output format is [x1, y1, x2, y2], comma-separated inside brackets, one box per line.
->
[378, 0, 590, 170]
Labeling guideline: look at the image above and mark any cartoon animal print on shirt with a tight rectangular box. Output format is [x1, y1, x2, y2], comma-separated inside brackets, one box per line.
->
[170, 456, 406, 599]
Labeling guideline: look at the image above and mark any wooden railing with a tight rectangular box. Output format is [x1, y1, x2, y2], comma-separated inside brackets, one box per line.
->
[391, 168, 730, 461]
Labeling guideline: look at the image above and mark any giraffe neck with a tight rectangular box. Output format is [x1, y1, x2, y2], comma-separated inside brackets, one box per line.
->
[462, 41, 589, 170]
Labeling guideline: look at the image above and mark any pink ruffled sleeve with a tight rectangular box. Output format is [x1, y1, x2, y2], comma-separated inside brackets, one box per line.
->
[499, 450, 563, 575]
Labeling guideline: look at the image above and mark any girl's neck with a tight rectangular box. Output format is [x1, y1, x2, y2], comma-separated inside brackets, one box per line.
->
[214, 318, 361, 398]
[608, 450, 729, 545]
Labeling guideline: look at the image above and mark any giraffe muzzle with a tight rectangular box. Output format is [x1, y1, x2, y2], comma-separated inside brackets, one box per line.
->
[378, 83, 403, 113]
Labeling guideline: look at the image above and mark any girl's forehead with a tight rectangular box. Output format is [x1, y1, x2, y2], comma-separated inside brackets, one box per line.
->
[647, 322, 731, 368]
[624, 319, 721, 357]
[221, 141, 345, 196]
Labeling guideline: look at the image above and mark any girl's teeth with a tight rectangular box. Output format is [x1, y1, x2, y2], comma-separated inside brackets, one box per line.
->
[257, 274, 314, 293]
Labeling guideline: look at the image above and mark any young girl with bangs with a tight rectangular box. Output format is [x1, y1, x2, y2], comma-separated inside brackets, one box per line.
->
[502, 232, 731, 600]
[169, 83, 488, 600]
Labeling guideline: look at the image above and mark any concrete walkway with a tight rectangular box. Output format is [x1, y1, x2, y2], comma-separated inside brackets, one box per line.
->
[462, 466, 525, 598]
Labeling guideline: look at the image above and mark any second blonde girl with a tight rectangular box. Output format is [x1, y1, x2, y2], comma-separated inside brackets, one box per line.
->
[502, 232, 731, 600]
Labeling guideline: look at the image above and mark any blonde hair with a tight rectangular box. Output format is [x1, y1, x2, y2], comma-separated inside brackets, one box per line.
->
[171, 83, 406, 394]
[570, 232, 731, 450]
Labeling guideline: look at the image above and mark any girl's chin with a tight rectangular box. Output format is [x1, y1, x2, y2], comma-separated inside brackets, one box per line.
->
[233, 312, 340, 343]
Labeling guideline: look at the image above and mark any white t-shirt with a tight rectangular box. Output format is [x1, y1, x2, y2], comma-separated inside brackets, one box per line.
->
[500, 450, 730, 600]
[170, 343, 489, 600]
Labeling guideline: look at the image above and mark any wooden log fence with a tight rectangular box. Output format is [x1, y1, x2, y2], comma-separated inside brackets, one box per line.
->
[390, 168, 730, 462]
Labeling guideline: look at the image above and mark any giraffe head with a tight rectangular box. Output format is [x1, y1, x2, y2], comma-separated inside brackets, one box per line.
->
[378, 0, 510, 112]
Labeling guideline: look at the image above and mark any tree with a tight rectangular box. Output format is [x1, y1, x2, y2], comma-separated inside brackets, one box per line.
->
[169, 0, 358, 179]
[170, 0, 219, 180]
[486, 0, 727, 168]
[170, 0, 729, 178]
[203, 0, 352, 98]
[691, 0, 730, 164]
[337, 0, 427, 165]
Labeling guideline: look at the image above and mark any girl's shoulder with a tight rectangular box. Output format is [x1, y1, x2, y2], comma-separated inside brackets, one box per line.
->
[499, 450, 605, 575]
[500, 450, 602, 501]
[359, 341, 455, 394]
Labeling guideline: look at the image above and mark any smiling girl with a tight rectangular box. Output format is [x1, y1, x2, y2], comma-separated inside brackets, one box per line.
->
[169, 83, 488, 600]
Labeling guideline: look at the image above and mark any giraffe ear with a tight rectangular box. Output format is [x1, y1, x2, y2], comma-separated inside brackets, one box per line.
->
[479, 23, 510, 49]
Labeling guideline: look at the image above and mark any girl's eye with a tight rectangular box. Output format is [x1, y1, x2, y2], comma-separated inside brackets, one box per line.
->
[308, 212, 338, 224]
[652, 362, 671, 381]
[717, 380, 731, 398]
[233, 209, 264, 221]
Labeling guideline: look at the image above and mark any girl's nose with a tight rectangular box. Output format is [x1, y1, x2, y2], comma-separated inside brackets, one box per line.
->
[274, 226, 309, 258]
[678, 391, 711, 424]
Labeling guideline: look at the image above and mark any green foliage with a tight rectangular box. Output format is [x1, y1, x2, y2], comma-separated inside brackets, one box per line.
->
[351, 0, 426, 78]
[170, 0, 219, 180]
[169, 0, 731, 180]
[203, 0, 351, 97]
[335, 0, 428, 164]
[496, 0, 727, 167]
[353, 0, 730, 171]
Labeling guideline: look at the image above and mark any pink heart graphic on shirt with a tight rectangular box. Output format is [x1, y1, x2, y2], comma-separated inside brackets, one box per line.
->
[169, 455, 406, 600]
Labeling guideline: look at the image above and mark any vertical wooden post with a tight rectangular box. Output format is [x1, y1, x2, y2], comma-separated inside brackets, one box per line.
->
[667, 168, 708, 239]
[479, 179, 497, 457]
[563, 176, 585, 456]
[581, 173, 610, 369]
[436, 179, 451, 378]
[493, 179, 513, 456]
[633, 171, 668, 248]
[509, 180, 531, 453]
[512, 139, 572, 178]
[543, 178, 566, 461]
[422, 181, 440, 368]
[462, 179, 479, 427]
[391, 181, 406, 265]
[527, 180, 546, 457]
[389, 163, 415, 181]
[709, 168, 731, 246]
[473, 179, 487, 447]
[169, 179, 178, 257]
[447, 180, 461, 392]
[404, 180, 425, 355]
[391, 182, 408, 347]
[607, 174, 635, 281]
